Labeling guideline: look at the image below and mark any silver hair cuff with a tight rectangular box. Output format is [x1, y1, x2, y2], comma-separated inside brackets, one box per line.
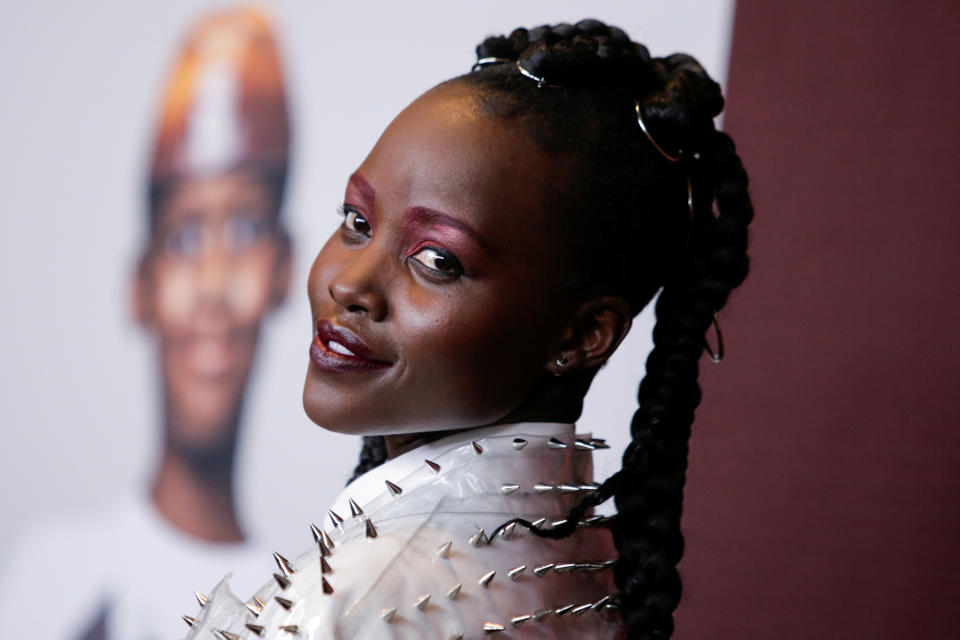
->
[634, 100, 681, 162]
[516, 61, 562, 89]
[471, 57, 512, 71]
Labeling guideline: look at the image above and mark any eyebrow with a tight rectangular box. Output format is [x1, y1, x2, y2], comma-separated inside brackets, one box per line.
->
[403, 206, 490, 250]
[348, 172, 377, 203]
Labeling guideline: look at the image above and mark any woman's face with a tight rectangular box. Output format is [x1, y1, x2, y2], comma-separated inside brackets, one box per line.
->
[137, 170, 289, 451]
[303, 85, 577, 435]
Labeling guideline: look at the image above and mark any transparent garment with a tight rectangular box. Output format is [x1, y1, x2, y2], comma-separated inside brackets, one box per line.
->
[184, 424, 622, 639]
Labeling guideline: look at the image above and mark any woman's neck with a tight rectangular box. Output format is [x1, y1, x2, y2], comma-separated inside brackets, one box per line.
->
[151, 445, 244, 543]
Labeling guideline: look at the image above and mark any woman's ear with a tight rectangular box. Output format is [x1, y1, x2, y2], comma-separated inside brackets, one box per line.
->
[547, 296, 633, 375]
[270, 231, 293, 310]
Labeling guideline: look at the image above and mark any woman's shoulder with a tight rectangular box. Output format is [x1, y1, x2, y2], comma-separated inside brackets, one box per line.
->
[185, 427, 621, 638]
[185, 520, 619, 639]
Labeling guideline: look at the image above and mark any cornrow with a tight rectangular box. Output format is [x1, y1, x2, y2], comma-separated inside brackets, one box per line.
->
[465, 19, 754, 640]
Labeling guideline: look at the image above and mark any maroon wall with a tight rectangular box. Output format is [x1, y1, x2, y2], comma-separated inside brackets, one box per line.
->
[676, 1, 960, 637]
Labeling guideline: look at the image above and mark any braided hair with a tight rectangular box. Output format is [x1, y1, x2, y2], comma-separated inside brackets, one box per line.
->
[348, 19, 753, 638]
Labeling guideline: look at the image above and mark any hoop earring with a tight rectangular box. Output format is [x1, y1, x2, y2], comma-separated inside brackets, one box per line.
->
[703, 315, 724, 363]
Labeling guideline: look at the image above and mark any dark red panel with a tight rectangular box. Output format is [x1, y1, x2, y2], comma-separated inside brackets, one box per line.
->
[677, 1, 960, 637]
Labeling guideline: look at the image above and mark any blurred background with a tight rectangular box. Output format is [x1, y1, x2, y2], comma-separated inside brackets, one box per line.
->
[0, 1, 956, 639]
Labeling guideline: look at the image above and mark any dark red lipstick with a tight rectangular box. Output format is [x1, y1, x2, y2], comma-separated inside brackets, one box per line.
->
[310, 319, 391, 373]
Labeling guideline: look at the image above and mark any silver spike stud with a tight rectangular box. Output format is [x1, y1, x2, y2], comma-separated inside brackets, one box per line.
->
[182, 615, 196, 627]
[572, 604, 592, 616]
[215, 631, 242, 640]
[532, 608, 553, 622]
[317, 537, 331, 558]
[320, 556, 333, 574]
[446, 583, 461, 600]
[508, 565, 526, 581]
[555, 604, 575, 616]
[590, 438, 611, 449]
[574, 439, 596, 450]
[328, 509, 344, 527]
[322, 576, 334, 595]
[365, 518, 378, 538]
[246, 597, 265, 617]
[385, 479, 403, 497]
[512, 438, 527, 450]
[245, 623, 265, 636]
[548, 437, 567, 449]
[468, 528, 486, 546]
[551, 519, 569, 528]
[273, 573, 291, 590]
[274, 552, 295, 576]
[592, 595, 613, 611]
[414, 594, 431, 610]
[531, 517, 547, 528]
[478, 570, 496, 588]
[348, 498, 363, 517]
[559, 484, 580, 493]
[533, 483, 554, 493]
[381, 607, 397, 622]
[501, 522, 517, 538]
[275, 596, 294, 610]
[472, 440, 483, 454]
[483, 622, 505, 633]
[279, 625, 300, 634]
[194, 590, 209, 607]
[580, 482, 601, 492]
[437, 540, 452, 558]
[310, 522, 323, 542]
[511, 615, 532, 626]
[554, 562, 576, 573]
[425, 459, 441, 473]
[533, 563, 554, 576]
[321, 529, 336, 551]
[500, 483, 520, 495]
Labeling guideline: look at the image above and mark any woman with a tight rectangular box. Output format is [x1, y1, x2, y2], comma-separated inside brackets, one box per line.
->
[0, 9, 292, 640]
[184, 19, 752, 640]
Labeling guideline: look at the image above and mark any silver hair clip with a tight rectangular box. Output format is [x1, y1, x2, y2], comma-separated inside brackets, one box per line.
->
[516, 62, 562, 89]
[472, 56, 512, 71]
[635, 100, 681, 162]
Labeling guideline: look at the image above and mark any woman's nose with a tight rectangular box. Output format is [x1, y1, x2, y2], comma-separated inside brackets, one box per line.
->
[327, 246, 388, 322]
[196, 240, 231, 306]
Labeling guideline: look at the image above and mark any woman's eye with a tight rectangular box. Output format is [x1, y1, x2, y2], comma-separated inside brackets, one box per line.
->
[410, 246, 464, 277]
[341, 206, 371, 235]
[163, 221, 203, 257]
[225, 216, 269, 251]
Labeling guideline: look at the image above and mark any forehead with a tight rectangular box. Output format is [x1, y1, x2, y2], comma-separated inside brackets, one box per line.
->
[357, 85, 561, 239]
[156, 171, 274, 225]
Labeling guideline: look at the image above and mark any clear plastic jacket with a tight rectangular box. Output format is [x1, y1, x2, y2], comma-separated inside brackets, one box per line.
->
[184, 423, 622, 639]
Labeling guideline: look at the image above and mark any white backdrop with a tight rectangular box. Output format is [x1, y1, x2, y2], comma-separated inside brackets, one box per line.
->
[0, 0, 734, 560]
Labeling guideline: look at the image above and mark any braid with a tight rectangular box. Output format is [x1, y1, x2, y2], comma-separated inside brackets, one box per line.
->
[347, 435, 387, 484]
[467, 20, 754, 639]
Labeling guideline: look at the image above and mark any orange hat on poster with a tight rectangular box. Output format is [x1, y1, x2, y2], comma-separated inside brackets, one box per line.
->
[149, 7, 290, 181]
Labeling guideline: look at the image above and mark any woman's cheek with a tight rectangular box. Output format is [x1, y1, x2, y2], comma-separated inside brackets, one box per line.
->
[155, 262, 197, 326]
[228, 249, 276, 326]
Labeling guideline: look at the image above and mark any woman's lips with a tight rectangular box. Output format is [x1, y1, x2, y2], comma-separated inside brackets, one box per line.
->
[310, 319, 392, 372]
